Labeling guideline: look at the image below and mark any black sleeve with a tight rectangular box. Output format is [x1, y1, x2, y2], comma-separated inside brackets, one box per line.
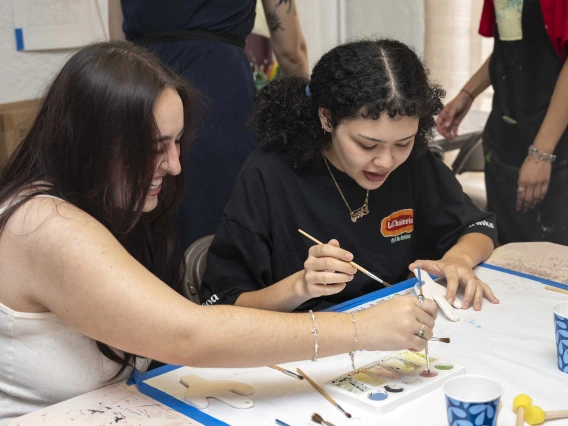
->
[198, 160, 274, 306]
[412, 151, 498, 260]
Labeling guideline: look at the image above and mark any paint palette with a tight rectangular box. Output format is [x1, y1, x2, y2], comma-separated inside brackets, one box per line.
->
[324, 350, 464, 414]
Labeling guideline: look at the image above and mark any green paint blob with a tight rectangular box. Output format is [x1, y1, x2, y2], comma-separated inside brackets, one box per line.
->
[434, 363, 454, 370]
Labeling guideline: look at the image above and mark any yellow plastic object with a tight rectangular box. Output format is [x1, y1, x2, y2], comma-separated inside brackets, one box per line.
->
[268, 61, 279, 81]
[513, 394, 533, 412]
[525, 405, 546, 425]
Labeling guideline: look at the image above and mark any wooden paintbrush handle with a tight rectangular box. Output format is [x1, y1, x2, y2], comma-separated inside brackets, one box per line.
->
[546, 410, 568, 420]
[298, 229, 324, 245]
[296, 368, 337, 406]
[515, 407, 525, 426]
[545, 285, 568, 296]
[269, 365, 304, 380]
[350, 262, 370, 275]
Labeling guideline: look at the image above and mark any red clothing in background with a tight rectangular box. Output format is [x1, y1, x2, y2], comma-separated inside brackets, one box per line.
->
[479, 0, 568, 60]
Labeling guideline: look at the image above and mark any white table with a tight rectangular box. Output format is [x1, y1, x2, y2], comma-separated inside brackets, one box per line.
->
[11, 243, 568, 426]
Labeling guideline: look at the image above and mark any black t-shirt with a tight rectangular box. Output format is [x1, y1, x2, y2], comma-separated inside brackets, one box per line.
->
[199, 148, 498, 311]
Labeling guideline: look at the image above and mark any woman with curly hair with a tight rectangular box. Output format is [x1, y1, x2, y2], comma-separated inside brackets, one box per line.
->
[200, 39, 500, 314]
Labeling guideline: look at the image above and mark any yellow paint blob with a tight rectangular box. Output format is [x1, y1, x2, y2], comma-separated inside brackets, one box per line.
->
[513, 394, 533, 412]
[525, 405, 546, 425]
[380, 357, 419, 373]
[352, 372, 388, 387]
[400, 350, 437, 365]
[366, 365, 398, 380]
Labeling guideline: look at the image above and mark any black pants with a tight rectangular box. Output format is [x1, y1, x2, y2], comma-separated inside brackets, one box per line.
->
[484, 157, 568, 245]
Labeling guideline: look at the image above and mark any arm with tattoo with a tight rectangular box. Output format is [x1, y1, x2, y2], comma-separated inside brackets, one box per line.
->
[261, 0, 309, 77]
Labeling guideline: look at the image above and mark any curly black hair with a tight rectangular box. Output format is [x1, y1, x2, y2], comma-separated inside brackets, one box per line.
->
[250, 39, 445, 168]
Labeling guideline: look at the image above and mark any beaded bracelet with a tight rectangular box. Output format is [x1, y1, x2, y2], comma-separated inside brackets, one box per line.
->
[349, 312, 358, 370]
[309, 310, 319, 362]
[528, 144, 556, 163]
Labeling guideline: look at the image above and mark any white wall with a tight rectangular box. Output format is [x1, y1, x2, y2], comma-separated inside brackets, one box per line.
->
[296, 0, 342, 71]
[0, 0, 108, 104]
[296, 0, 424, 72]
[344, 1, 425, 55]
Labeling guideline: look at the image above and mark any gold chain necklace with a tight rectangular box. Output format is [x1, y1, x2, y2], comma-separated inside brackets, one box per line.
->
[323, 155, 369, 222]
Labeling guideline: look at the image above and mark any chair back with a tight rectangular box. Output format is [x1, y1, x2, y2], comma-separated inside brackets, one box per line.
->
[182, 235, 214, 303]
[451, 132, 485, 174]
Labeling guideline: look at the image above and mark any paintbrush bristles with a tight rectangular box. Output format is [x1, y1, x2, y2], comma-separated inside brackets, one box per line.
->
[312, 413, 336, 426]
[268, 365, 304, 380]
[312, 413, 323, 423]
[431, 337, 451, 343]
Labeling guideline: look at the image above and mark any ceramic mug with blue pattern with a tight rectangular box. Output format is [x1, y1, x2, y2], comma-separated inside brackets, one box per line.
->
[443, 375, 503, 426]
[553, 301, 568, 374]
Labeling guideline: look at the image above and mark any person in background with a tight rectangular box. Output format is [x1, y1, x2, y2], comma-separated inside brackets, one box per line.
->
[0, 41, 435, 425]
[199, 40, 500, 313]
[109, 0, 309, 251]
[437, 0, 568, 245]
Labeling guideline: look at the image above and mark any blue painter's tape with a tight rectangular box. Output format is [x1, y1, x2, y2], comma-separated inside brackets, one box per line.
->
[479, 263, 568, 289]
[127, 365, 229, 425]
[126, 363, 182, 385]
[327, 264, 567, 313]
[323, 277, 417, 312]
[15, 28, 24, 51]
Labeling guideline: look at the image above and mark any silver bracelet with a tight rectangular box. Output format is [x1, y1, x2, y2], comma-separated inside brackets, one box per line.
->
[528, 145, 556, 163]
[349, 312, 358, 370]
[309, 310, 319, 362]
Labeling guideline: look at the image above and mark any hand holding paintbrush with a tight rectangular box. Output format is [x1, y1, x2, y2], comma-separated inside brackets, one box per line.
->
[298, 229, 391, 287]
[298, 230, 437, 352]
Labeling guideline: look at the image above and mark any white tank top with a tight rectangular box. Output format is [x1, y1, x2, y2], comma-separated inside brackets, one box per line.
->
[0, 196, 150, 425]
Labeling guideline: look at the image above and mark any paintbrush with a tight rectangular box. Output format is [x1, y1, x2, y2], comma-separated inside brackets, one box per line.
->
[417, 267, 431, 373]
[545, 285, 568, 296]
[431, 337, 450, 343]
[298, 229, 392, 287]
[312, 413, 336, 426]
[269, 365, 304, 380]
[297, 368, 352, 418]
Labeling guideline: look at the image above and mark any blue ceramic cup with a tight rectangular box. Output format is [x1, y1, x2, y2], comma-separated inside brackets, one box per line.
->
[443, 375, 503, 426]
[553, 301, 568, 374]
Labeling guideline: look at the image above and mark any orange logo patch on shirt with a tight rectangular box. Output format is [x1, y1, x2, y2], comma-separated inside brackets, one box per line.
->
[381, 209, 414, 237]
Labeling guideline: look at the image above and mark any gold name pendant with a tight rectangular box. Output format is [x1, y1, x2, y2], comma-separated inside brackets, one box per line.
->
[323, 155, 371, 223]
[350, 204, 369, 222]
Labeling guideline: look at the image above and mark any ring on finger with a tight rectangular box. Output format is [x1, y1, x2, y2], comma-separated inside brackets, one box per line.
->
[417, 325, 426, 339]
[517, 187, 525, 194]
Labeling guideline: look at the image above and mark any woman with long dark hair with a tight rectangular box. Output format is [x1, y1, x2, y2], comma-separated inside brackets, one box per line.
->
[0, 42, 437, 424]
[200, 39, 501, 313]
